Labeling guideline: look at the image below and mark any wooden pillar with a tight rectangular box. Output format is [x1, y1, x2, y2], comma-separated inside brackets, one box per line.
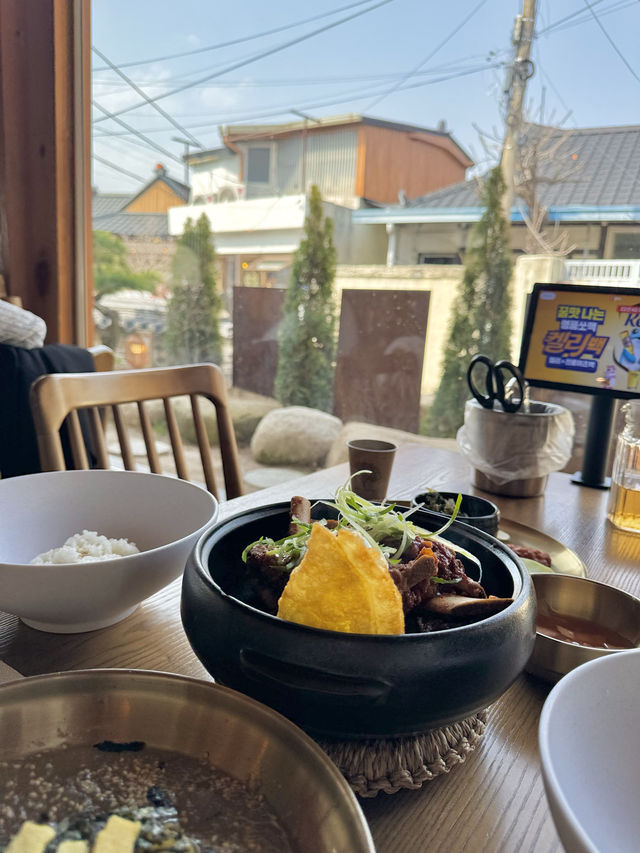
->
[0, 0, 92, 344]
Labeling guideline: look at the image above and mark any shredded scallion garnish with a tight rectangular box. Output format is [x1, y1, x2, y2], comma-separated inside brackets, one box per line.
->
[242, 475, 481, 581]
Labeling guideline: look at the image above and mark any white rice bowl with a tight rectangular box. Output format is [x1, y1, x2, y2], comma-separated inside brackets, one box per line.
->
[0, 470, 218, 633]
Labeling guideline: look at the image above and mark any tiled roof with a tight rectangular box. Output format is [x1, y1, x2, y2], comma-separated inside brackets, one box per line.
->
[93, 212, 170, 238]
[159, 174, 190, 202]
[124, 173, 190, 209]
[92, 193, 130, 216]
[408, 180, 478, 208]
[409, 124, 640, 209]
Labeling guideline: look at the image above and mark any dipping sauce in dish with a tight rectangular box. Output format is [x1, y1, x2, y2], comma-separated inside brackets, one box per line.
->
[536, 603, 635, 649]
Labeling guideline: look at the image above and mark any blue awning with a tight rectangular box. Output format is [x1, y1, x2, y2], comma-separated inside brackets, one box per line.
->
[352, 204, 640, 225]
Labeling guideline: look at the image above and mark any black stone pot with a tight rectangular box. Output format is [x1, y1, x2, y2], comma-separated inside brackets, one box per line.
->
[181, 503, 536, 739]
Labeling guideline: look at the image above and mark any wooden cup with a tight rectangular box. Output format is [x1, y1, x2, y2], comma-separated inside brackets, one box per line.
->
[347, 439, 397, 502]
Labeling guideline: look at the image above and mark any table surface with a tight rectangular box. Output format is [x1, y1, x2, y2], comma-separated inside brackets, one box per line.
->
[1, 446, 639, 853]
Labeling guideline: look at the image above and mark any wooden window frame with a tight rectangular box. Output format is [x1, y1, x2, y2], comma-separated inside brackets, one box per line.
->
[0, 0, 92, 345]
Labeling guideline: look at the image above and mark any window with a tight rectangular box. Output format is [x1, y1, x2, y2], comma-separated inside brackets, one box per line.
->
[247, 148, 271, 184]
[613, 232, 640, 259]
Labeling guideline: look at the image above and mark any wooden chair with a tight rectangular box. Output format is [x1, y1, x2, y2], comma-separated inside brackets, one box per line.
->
[88, 344, 115, 372]
[29, 363, 243, 499]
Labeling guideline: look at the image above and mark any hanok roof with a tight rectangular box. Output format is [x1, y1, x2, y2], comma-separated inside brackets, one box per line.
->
[92, 167, 187, 237]
[124, 170, 190, 209]
[93, 212, 170, 238]
[92, 193, 131, 217]
[409, 124, 640, 210]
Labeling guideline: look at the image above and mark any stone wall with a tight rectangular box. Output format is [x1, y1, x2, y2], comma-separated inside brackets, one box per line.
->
[123, 236, 177, 279]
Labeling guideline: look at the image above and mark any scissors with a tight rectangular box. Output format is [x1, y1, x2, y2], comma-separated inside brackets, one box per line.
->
[466, 354, 525, 413]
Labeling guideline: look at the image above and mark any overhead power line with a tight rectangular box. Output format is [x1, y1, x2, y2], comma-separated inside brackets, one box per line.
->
[92, 52, 506, 92]
[92, 154, 147, 184]
[91, 46, 203, 148]
[92, 59, 505, 131]
[92, 0, 394, 124]
[92, 99, 184, 165]
[537, 0, 606, 34]
[537, 0, 636, 36]
[92, 0, 379, 70]
[364, 0, 490, 110]
[93, 124, 176, 156]
[94, 62, 502, 139]
[581, 0, 640, 84]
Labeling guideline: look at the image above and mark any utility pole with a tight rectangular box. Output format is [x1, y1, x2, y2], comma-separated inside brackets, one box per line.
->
[500, 0, 537, 221]
[172, 137, 193, 186]
[291, 110, 321, 194]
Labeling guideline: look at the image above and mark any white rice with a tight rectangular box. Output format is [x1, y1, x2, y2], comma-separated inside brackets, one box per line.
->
[31, 530, 140, 564]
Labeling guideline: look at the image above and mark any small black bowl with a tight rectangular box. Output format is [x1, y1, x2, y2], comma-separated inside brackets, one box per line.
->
[412, 491, 501, 537]
[181, 503, 535, 739]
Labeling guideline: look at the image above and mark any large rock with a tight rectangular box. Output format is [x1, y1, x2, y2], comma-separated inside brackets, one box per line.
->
[251, 407, 343, 467]
[144, 390, 279, 447]
[326, 421, 459, 467]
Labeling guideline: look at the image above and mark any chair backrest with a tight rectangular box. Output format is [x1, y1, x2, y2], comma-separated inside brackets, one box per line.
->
[29, 363, 243, 499]
[87, 344, 115, 372]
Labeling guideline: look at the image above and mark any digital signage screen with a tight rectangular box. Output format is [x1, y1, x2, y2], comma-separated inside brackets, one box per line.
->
[519, 282, 640, 399]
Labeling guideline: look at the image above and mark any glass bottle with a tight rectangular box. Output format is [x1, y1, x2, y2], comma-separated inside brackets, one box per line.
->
[607, 401, 640, 533]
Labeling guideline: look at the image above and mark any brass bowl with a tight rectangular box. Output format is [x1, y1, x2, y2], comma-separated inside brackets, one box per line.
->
[526, 574, 640, 683]
[0, 669, 374, 853]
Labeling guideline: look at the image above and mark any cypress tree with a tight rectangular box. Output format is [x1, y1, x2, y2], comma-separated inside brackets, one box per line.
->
[426, 166, 513, 437]
[166, 213, 222, 365]
[274, 185, 337, 411]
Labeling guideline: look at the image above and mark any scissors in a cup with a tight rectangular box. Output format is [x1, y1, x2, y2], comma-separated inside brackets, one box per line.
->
[466, 354, 525, 413]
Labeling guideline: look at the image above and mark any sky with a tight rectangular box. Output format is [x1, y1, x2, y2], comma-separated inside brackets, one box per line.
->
[91, 0, 640, 194]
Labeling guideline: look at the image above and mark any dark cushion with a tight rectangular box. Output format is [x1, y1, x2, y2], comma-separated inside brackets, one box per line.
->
[0, 343, 96, 478]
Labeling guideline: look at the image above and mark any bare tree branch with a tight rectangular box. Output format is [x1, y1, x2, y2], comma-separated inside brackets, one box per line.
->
[474, 112, 584, 257]
[515, 121, 583, 256]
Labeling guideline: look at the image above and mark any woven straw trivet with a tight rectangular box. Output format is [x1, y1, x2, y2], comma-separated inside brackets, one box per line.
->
[316, 710, 487, 797]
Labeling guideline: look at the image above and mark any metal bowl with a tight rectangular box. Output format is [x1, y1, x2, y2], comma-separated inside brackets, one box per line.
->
[0, 669, 374, 853]
[182, 502, 536, 739]
[526, 574, 640, 683]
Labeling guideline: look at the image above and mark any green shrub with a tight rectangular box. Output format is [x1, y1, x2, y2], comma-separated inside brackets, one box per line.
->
[166, 214, 221, 365]
[426, 167, 513, 437]
[274, 185, 337, 412]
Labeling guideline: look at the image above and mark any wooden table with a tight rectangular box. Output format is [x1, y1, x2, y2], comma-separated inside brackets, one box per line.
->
[1, 446, 639, 853]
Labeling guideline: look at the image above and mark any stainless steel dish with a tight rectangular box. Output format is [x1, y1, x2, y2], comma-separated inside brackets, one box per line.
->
[0, 669, 374, 853]
[526, 574, 640, 683]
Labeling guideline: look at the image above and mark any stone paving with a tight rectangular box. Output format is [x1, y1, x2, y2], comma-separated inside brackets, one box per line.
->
[104, 420, 310, 498]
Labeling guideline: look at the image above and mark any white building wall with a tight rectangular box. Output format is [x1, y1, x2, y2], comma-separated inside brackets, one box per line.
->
[393, 222, 606, 265]
[189, 153, 242, 203]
